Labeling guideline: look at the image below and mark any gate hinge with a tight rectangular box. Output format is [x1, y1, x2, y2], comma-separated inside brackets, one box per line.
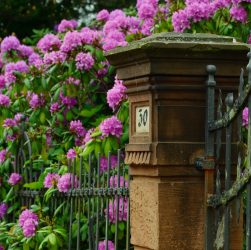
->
[194, 156, 215, 171]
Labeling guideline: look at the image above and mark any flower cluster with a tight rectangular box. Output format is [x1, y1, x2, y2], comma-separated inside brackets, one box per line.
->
[107, 77, 127, 111]
[99, 116, 123, 138]
[18, 209, 39, 237]
[43, 173, 60, 188]
[8, 173, 22, 186]
[57, 173, 79, 193]
[98, 240, 115, 250]
[100, 155, 118, 172]
[0, 203, 8, 219]
[105, 198, 128, 224]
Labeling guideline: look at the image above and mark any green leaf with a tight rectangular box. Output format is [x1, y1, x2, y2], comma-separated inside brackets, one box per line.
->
[79, 104, 103, 118]
[53, 202, 65, 217]
[23, 181, 43, 190]
[94, 142, 101, 159]
[104, 138, 112, 157]
[111, 224, 115, 233]
[23, 242, 30, 250]
[80, 142, 95, 158]
[39, 111, 46, 124]
[48, 233, 57, 246]
[4, 187, 13, 202]
[119, 222, 125, 231]
[44, 187, 56, 202]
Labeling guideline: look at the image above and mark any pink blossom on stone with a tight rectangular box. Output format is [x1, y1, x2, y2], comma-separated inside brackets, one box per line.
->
[172, 9, 190, 32]
[138, 3, 157, 19]
[248, 35, 251, 44]
[8, 173, 22, 186]
[43, 173, 60, 188]
[99, 116, 123, 138]
[230, 5, 247, 23]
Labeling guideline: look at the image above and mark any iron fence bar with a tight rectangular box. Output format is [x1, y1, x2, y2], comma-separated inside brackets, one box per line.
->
[215, 90, 223, 228]
[205, 65, 216, 250]
[115, 149, 121, 249]
[95, 154, 100, 250]
[88, 154, 93, 250]
[246, 51, 251, 250]
[105, 153, 111, 250]
[77, 156, 83, 250]
[223, 93, 234, 250]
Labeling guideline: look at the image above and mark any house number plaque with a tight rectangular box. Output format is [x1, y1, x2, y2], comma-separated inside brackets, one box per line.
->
[136, 106, 150, 133]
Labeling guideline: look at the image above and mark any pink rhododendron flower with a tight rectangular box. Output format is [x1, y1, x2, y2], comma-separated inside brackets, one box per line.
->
[0, 203, 7, 219]
[105, 198, 128, 223]
[0, 149, 7, 163]
[8, 173, 22, 186]
[97, 9, 110, 21]
[99, 116, 123, 138]
[66, 149, 77, 160]
[0, 94, 10, 107]
[0, 36, 20, 52]
[75, 52, 94, 71]
[18, 209, 38, 238]
[57, 173, 79, 193]
[107, 77, 127, 111]
[43, 173, 60, 188]
[37, 34, 62, 53]
[98, 240, 115, 250]
[58, 19, 78, 32]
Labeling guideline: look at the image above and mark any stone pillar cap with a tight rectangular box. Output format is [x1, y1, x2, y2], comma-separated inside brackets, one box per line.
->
[106, 32, 250, 65]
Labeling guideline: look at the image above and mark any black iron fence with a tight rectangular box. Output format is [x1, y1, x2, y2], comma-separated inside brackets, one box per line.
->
[201, 50, 251, 249]
[13, 125, 131, 250]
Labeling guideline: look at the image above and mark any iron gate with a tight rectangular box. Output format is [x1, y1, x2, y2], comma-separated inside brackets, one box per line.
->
[200, 50, 251, 249]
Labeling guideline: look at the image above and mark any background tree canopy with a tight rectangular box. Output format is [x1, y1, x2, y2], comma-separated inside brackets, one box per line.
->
[0, 0, 136, 39]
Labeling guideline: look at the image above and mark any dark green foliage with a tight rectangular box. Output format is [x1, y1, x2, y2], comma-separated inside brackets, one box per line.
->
[0, 0, 136, 39]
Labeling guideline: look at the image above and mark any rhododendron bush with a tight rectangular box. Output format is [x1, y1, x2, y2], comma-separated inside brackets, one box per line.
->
[0, 0, 251, 249]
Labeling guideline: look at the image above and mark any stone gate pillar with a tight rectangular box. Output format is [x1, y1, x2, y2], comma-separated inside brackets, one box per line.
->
[106, 33, 250, 250]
